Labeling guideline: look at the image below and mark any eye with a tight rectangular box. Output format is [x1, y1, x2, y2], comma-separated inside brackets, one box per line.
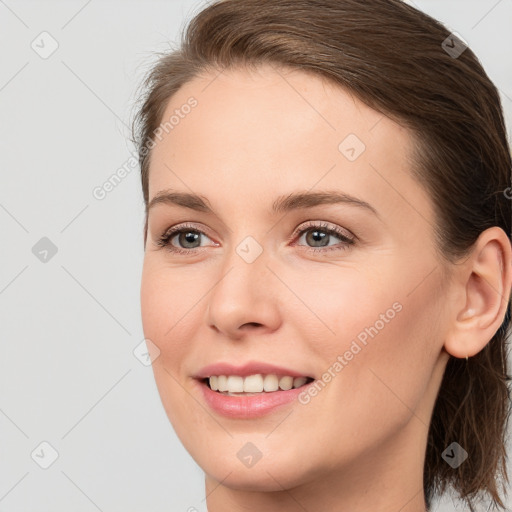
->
[292, 221, 355, 253]
[155, 223, 216, 255]
[155, 221, 356, 255]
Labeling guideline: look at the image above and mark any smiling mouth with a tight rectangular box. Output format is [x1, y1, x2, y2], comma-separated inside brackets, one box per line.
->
[203, 374, 315, 395]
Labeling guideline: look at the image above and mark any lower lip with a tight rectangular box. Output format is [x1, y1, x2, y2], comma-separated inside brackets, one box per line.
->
[196, 379, 311, 419]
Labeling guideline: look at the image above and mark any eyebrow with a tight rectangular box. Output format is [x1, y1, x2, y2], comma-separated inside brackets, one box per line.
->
[147, 189, 379, 217]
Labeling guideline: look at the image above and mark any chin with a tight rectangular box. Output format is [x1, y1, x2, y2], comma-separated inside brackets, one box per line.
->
[204, 461, 312, 492]
[188, 438, 321, 492]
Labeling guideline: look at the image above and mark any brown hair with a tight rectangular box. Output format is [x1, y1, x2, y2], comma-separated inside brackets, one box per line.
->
[130, 0, 512, 509]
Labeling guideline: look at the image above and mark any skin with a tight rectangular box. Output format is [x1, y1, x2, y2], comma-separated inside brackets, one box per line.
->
[140, 64, 512, 512]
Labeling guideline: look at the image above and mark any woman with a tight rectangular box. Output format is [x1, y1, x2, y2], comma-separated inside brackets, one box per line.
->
[131, 0, 512, 510]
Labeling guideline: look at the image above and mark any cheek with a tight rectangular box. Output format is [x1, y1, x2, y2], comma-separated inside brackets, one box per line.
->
[140, 262, 200, 413]
[281, 265, 396, 359]
[140, 260, 204, 346]
[292, 263, 443, 421]
[140, 261, 206, 428]
[320, 271, 443, 438]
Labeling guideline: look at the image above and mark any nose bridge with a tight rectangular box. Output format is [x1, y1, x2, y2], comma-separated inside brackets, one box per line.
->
[206, 232, 281, 333]
[214, 233, 270, 304]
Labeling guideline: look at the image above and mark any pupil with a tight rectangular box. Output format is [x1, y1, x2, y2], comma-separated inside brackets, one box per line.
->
[307, 230, 328, 247]
[180, 231, 199, 248]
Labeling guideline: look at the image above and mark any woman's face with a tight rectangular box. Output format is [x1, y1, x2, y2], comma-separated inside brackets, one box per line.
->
[140, 65, 452, 494]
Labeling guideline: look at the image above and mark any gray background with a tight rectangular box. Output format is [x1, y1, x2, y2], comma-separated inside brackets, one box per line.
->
[0, 1, 510, 511]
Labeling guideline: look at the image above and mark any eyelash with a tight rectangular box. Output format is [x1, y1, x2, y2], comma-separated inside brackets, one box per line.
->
[155, 221, 356, 256]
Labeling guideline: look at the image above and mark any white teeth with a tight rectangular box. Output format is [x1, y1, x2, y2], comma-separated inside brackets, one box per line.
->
[293, 377, 307, 388]
[243, 374, 264, 392]
[217, 375, 228, 392]
[208, 374, 311, 393]
[263, 374, 279, 392]
[279, 376, 293, 391]
[226, 375, 244, 392]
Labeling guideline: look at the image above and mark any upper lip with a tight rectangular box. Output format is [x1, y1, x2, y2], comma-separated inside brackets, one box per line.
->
[195, 361, 312, 379]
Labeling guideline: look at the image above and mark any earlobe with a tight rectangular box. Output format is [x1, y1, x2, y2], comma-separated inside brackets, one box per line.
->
[444, 227, 512, 360]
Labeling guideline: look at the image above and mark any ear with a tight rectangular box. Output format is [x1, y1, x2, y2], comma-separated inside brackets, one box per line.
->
[444, 226, 512, 359]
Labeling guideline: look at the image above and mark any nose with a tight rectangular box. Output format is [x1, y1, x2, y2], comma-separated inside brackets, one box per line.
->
[205, 244, 282, 339]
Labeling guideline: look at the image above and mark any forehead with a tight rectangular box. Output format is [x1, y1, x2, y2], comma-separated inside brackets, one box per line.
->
[147, 65, 433, 227]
